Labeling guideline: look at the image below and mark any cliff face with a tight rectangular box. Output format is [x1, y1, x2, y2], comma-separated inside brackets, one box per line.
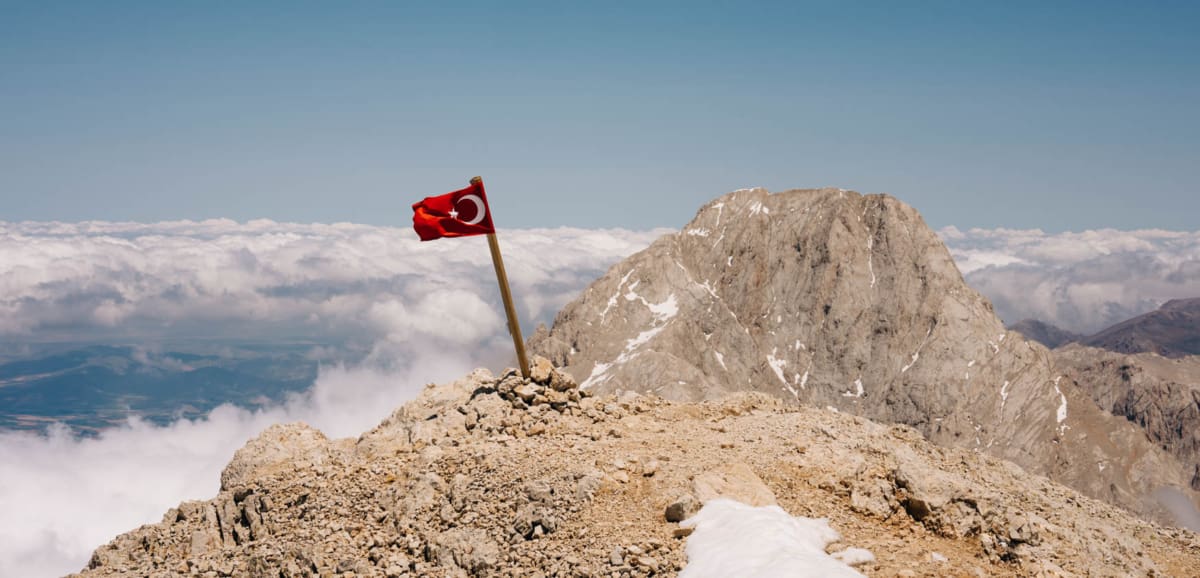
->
[1055, 343, 1200, 491]
[75, 363, 1200, 577]
[529, 187, 1199, 523]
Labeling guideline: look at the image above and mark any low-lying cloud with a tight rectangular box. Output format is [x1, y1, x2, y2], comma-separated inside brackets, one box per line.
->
[0, 220, 666, 577]
[941, 227, 1200, 335]
[0, 219, 667, 344]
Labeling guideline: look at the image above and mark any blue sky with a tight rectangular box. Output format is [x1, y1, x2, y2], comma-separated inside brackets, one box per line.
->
[2, 1, 1197, 231]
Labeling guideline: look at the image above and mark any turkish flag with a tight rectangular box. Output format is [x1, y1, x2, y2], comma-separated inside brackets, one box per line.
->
[411, 180, 497, 241]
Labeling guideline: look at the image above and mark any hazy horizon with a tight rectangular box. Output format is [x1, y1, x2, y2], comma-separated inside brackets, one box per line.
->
[3, 2, 1198, 231]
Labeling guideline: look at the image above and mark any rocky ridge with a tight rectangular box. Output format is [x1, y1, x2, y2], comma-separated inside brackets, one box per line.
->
[76, 358, 1200, 577]
[1054, 343, 1200, 495]
[529, 187, 1200, 525]
[1010, 309, 1200, 501]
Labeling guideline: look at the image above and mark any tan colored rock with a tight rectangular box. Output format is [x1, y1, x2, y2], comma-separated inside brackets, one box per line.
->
[1055, 343, 1200, 493]
[530, 355, 554, 385]
[692, 462, 777, 507]
[219, 422, 333, 491]
[548, 367, 578, 392]
[73, 370, 1200, 578]
[514, 383, 540, 403]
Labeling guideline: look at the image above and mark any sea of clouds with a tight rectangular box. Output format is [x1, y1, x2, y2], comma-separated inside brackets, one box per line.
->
[1, 220, 1198, 576]
[0, 219, 671, 345]
[941, 226, 1200, 335]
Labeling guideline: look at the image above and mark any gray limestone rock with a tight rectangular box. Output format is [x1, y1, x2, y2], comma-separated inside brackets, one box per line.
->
[664, 494, 700, 523]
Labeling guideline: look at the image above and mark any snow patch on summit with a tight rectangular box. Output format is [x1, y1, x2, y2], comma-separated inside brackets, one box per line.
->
[767, 348, 788, 387]
[843, 377, 865, 398]
[600, 270, 636, 322]
[581, 361, 613, 389]
[901, 328, 933, 373]
[621, 296, 678, 352]
[586, 288, 679, 388]
[679, 499, 868, 578]
[714, 351, 727, 371]
[647, 294, 679, 320]
[1053, 376, 1069, 434]
[867, 237, 876, 288]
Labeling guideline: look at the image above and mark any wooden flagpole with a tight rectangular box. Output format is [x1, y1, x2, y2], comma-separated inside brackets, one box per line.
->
[473, 176, 531, 379]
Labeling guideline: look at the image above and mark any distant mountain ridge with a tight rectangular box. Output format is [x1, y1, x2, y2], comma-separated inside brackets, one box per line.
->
[1081, 298, 1200, 358]
[1007, 319, 1082, 349]
[530, 186, 1199, 525]
[1010, 298, 1200, 357]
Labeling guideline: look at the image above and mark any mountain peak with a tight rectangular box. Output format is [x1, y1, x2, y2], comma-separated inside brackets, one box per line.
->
[531, 186, 1198, 525]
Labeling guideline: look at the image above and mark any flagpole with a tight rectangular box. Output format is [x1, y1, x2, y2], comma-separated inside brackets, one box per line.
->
[474, 176, 531, 379]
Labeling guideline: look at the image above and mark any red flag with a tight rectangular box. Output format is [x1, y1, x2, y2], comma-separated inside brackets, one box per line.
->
[411, 180, 497, 241]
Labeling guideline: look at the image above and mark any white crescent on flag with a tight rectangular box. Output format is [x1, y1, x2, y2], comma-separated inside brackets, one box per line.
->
[456, 194, 486, 225]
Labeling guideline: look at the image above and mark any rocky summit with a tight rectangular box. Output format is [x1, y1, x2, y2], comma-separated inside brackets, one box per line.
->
[74, 359, 1200, 577]
[529, 187, 1200, 525]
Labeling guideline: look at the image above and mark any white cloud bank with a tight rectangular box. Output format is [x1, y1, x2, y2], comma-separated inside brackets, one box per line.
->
[0, 219, 667, 343]
[941, 227, 1200, 334]
[0, 220, 666, 577]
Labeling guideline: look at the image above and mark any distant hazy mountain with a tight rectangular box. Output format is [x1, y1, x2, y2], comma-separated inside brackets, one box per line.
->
[0, 344, 322, 433]
[530, 186, 1198, 525]
[1008, 319, 1082, 349]
[1080, 298, 1200, 358]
